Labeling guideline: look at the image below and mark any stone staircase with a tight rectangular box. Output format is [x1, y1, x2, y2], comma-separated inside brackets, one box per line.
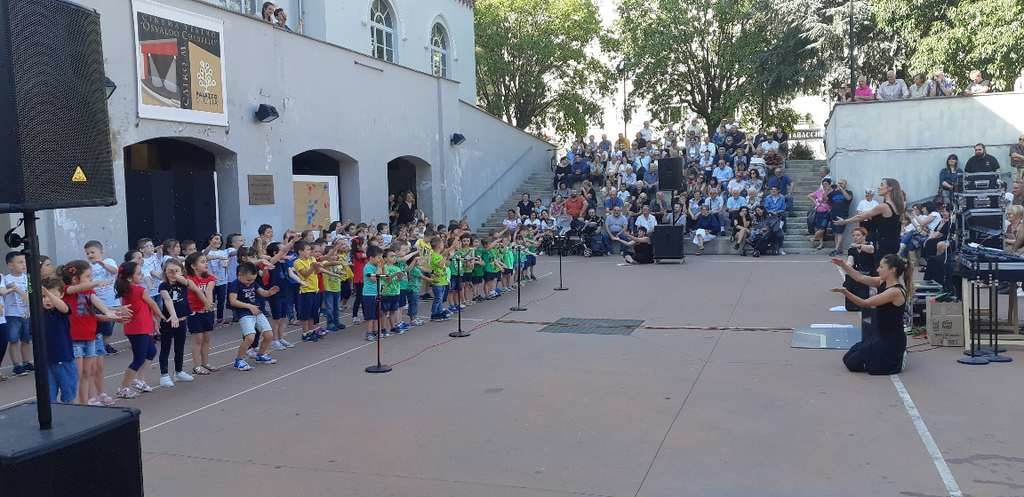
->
[479, 171, 554, 234]
[780, 159, 832, 255]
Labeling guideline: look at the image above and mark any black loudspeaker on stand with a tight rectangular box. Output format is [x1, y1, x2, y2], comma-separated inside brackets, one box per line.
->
[554, 236, 569, 291]
[366, 274, 393, 373]
[1, 3, 146, 496]
[511, 245, 528, 311]
[449, 256, 471, 338]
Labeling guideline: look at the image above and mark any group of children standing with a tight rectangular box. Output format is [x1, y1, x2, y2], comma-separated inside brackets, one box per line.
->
[0, 219, 544, 406]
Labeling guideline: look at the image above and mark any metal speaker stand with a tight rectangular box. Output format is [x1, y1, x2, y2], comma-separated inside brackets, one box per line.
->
[511, 245, 528, 311]
[553, 236, 569, 291]
[365, 290, 392, 373]
[959, 279, 990, 365]
[449, 257, 471, 338]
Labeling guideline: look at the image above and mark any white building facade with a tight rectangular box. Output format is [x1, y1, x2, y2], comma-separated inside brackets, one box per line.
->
[7, 0, 551, 263]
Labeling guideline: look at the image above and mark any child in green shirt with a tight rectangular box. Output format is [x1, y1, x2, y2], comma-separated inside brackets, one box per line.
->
[381, 248, 405, 335]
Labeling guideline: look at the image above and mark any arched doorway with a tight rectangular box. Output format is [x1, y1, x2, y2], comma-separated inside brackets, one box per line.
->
[123, 138, 235, 247]
[292, 150, 358, 230]
[387, 156, 432, 221]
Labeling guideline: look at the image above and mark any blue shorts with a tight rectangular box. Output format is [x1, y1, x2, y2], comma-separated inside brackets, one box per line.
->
[484, 272, 499, 281]
[451, 276, 461, 291]
[297, 292, 320, 321]
[526, 255, 537, 267]
[96, 321, 115, 338]
[362, 295, 379, 320]
[5, 316, 30, 343]
[72, 333, 106, 358]
[187, 311, 215, 334]
[380, 295, 400, 312]
[268, 294, 289, 320]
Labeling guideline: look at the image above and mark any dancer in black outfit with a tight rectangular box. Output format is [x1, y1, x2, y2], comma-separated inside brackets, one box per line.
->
[834, 178, 905, 267]
[831, 254, 912, 374]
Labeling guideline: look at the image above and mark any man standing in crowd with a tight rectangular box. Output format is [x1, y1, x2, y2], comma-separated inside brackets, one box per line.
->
[599, 134, 612, 152]
[965, 143, 999, 172]
[932, 71, 955, 96]
[1010, 134, 1024, 178]
[877, 70, 910, 100]
[639, 121, 654, 143]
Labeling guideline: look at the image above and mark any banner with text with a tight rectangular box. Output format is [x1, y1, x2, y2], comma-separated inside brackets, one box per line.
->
[132, 0, 228, 126]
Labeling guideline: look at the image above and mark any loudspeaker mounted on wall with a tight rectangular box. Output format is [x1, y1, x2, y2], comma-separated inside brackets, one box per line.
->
[254, 104, 280, 123]
[450, 133, 466, 146]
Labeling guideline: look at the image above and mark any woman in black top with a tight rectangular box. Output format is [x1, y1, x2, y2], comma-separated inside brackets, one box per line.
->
[516, 193, 534, 218]
[846, 227, 876, 274]
[834, 178, 905, 268]
[922, 208, 951, 258]
[733, 206, 752, 250]
[396, 191, 417, 226]
[832, 254, 911, 374]
[622, 226, 653, 264]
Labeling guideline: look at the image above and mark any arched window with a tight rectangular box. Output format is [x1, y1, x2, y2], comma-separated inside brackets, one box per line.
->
[430, 23, 449, 78]
[370, 0, 395, 62]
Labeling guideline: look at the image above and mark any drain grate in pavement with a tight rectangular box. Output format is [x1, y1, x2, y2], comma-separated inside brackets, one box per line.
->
[537, 318, 644, 336]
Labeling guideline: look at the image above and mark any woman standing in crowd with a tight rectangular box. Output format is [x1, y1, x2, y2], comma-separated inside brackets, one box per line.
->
[938, 154, 962, 206]
[834, 178, 906, 267]
[808, 178, 833, 251]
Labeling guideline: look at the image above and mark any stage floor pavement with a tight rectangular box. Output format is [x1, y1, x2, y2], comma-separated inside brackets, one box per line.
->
[1, 255, 1021, 497]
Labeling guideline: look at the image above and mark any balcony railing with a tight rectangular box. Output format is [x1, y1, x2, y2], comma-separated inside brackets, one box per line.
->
[201, 0, 259, 16]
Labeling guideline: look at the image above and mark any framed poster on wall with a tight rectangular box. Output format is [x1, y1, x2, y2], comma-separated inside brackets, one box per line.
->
[132, 0, 228, 126]
[293, 175, 340, 231]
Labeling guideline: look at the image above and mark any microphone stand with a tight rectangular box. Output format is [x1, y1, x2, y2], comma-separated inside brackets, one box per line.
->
[554, 236, 569, 291]
[449, 256, 470, 338]
[511, 245, 528, 311]
[366, 268, 392, 373]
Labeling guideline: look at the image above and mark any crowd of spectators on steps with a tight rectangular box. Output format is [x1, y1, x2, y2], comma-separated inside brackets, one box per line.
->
[540, 118, 811, 259]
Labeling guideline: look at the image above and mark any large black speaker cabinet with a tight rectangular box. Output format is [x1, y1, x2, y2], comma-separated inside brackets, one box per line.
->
[657, 157, 684, 191]
[0, 0, 116, 213]
[0, 402, 143, 497]
[651, 224, 685, 260]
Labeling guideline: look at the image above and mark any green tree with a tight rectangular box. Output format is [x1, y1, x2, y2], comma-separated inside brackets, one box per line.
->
[906, 0, 1024, 90]
[475, 0, 614, 138]
[617, 0, 821, 136]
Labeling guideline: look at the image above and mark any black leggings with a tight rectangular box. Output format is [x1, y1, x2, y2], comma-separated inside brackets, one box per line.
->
[352, 282, 364, 318]
[159, 326, 187, 375]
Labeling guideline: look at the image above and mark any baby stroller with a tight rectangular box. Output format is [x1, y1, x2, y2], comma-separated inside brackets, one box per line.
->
[560, 219, 602, 257]
[742, 214, 784, 257]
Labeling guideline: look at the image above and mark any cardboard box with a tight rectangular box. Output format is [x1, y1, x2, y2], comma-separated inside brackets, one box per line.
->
[926, 299, 965, 347]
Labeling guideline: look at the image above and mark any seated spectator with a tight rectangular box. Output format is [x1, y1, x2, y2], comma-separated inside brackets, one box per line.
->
[939, 154, 962, 204]
[538, 210, 555, 232]
[727, 171, 748, 195]
[665, 202, 687, 227]
[733, 206, 753, 250]
[1005, 205, 1024, 254]
[555, 182, 572, 200]
[690, 205, 721, 255]
[908, 74, 932, 98]
[716, 147, 734, 167]
[502, 209, 522, 232]
[923, 208, 951, 258]
[564, 191, 586, 220]
[932, 70, 955, 96]
[854, 76, 874, 101]
[523, 211, 542, 229]
[746, 188, 762, 209]
[699, 136, 717, 157]
[764, 149, 784, 169]
[604, 187, 624, 210]
[580, 181, 598, 210]
[517, 193, 534, 218]
[712, 160, 734, 186]
[1010, 134, 1024, 178]
[651, 192, 671, 222]
[900, 204, 940, 258]
[705, 187, 728, 234]
[620, 166, 638, 190]
[599, 134, 612, 152]
[712, 125, 725, 146]
[533, 198, 547, 214]
[766, 167, 792, 196]
[605, 157, 622, 189]
[688, 191, 705, 219]
[764, 186, 786, 214]
[605, 206, 630, 253]
[553, 158, 571, 189]
[876, 70, 909, 100]
[633, 150, 652, 177]
[748, 150, 767, 176]
[643, 164, 659, 194]
[635, 205, 658, 233]
[615, 133, 631, 151]
[726, 190, 747, 216]
[748, 169, 764, 193]
[965, 143, 1000, 172]
[760, 136, 780, 153]
[964, 70, 992, 95]
[570, 156, 591, 186]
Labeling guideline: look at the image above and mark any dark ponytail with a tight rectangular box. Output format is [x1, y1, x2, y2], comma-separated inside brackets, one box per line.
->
[882, 254, 913, 296]
[115, 261, 138, 299]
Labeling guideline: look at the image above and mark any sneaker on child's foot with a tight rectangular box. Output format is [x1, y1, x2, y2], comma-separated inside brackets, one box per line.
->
[246, 348, 259, 359]
[159, 375, 175, 388]
[778, 249, 787, 255]
[412, 318, 425, 326]
[99, 393, 116, 406]
[174, 371, 195, 382]
[365, 333, 377, 341]
[87, 397, 104, 406]
[233, 358, 252, 371]
[336, 323, 347, 330]
[430, 315, 445, 322]
[392, 327, 407, 335]
[12, 364, 24, 376]
[280, 338, 295, 348]
[381, 329, 393, 338]
[352, 317, 363, 325]
[271, 340, 287, 351]
[24, 362, 34, 372]
[255, 354, 277, 364]
[131, 379, 153, 392]
[105, 344, 118, 355]
[117, 387, 138, 399]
